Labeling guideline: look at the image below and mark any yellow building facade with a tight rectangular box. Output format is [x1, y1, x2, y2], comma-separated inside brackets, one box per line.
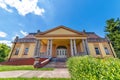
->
[8, 26, 116, 62]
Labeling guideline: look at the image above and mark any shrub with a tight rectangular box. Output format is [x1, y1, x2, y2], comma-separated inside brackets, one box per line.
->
[0, 43, 10, 62]
[0, 57, 4, 62]
[67, 56, 120, 80]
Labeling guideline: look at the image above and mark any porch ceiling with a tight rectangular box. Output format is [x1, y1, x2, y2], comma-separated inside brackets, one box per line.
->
[41, 39, 82, 45]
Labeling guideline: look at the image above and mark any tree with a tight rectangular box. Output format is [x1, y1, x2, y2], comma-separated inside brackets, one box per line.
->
[105, 18, 120, 58]
[0, 43, 11, 62]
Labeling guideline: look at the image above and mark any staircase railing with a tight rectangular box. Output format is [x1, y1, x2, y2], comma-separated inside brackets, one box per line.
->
[39, 52, 51, 58]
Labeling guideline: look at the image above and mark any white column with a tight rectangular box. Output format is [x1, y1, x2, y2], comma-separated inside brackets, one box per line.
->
[46, 40, 50, 56]
[46, 39, 52, 57]
[82, 39, 87, 55]
[33, 39, 41, 67]
[34, 39, 41, 57]
[50, 39, 52, 56]
[73, 39, 77, 55]
[38, 40, 41, 57]
[34, 40, 38, 57]
[70, 39, 74, 56]
[84, 39, 90, 55]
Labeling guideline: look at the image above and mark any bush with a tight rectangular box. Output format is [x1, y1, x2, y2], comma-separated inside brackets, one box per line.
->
[116, 51, 120, 58]
[0, 57, 4, 62]
[67, 56, 120, 80]
[0, 43, 10, 62]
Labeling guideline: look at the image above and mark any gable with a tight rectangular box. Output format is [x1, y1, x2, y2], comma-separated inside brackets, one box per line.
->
[45, 28, 78, 35]
[35, 26, 87, 37]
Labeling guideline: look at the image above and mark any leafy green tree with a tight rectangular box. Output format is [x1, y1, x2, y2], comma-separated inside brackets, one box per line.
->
[0, 43, 11, 62]
[105, 18, 120, 58]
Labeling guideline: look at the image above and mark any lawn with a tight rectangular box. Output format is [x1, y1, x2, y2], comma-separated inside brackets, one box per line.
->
[0, 65, 53, 71]
[0, 78, 71, 80]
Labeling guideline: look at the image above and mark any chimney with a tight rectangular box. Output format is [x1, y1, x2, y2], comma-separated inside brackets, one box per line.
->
[37, 30, 40, 33]
[14, 36, 19, 42]
[83, 29, 86, 33]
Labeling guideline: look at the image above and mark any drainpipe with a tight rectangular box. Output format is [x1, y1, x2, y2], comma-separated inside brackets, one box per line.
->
[105, 36, 116, 58]
[8, 36, 18, 61]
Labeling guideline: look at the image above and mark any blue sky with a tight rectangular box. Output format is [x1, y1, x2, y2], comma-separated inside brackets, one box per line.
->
[0, 0, 120, 46]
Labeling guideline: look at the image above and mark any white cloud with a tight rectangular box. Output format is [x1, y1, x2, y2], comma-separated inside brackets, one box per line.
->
[0, 40, 12, 46]
[0, 0, 13, 12]
[20, 30, 28, 36]
[0, 31, 7, 37]
[0, 0, 45, 16]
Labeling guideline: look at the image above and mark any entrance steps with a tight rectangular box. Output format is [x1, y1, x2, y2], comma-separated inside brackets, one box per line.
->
[44, 58, 67, 68]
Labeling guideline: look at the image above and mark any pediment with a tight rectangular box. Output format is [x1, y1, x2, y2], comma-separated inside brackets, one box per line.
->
[45, 28, 78, 35]
[36, 26, 86, 37]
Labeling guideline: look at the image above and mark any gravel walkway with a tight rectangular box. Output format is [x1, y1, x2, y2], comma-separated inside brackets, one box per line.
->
[0, 68, 70, 78]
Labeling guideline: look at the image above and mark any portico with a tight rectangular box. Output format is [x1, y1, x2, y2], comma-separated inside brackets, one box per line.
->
[34, 38, 89, 58]
[33, 26, 90, 58]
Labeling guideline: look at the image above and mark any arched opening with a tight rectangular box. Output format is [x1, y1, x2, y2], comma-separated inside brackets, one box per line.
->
[56, 46, 67, 58]
[57, 46, 67, 49]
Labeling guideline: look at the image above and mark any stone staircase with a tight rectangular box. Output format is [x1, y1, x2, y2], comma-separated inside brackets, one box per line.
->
[44, 58, 67, 68]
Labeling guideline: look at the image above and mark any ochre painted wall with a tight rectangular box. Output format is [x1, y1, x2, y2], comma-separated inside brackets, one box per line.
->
[88, 43, 97, 57]
[27, 43, 36, 57]
[45, 28, 78, 35]
[52, 45, 56, 57]
[10, 40, 115, 59]
[88, 42, 114, 58]
[11, 43, 35, 59]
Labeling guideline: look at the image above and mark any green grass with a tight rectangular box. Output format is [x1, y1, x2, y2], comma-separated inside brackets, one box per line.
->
[0, 65, 53, 71]
[0, 78, 71, 80]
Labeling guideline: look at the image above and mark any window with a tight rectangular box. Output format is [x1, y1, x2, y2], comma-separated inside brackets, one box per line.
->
[95, 47, 100, 55]
[15, 48, 19, 55]
[24, 48, 29, 55]
[104, 47, 110, 55]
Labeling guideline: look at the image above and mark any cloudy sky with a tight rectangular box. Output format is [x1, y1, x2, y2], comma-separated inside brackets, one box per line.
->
[0, 0, 120, 46]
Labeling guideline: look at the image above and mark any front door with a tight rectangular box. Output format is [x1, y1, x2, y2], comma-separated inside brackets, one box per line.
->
[57, 49, 67, 58]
